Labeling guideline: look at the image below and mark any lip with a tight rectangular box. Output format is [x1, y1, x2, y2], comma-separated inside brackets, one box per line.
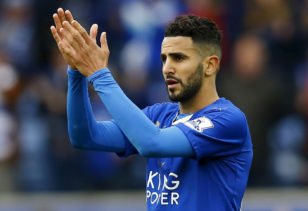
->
[166, 79, 180, 89]
[168, 83, 179, 89]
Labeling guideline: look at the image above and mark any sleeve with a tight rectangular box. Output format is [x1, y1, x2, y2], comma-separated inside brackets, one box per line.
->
[115, 106, 152, 157]
[88, 69, 195, 158]
[175, 109, 248, 159]
[67, 67, 126, 152]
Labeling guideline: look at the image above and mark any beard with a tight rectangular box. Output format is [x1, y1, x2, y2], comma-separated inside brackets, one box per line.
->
[166, 64, 203, 103]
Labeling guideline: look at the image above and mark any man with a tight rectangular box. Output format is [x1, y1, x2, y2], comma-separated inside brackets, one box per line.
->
[218, 34, 282, 186]
[51, 8, 252, 211]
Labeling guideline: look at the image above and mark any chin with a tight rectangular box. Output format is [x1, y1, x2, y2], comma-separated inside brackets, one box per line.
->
[168, 97, 179, 102]
[168, 91, 178, 100]
[168, 93, 182, 102]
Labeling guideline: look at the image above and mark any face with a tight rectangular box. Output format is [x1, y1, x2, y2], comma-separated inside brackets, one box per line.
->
[161, 36, 204, 103]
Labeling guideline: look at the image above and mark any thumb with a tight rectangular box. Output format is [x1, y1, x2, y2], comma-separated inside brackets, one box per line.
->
[89, 24, 98, 40]
[100, 32, 109, 51]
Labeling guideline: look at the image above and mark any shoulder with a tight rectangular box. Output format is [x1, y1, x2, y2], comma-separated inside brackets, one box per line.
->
[211, 98, 248, 139]
[197, 98, 245, 120]
[142, 102, 178, 120]
[215, 98, 246, 123]
[188, 98, 248, 138]
[175, 98, 252, 158]
[212, 98, 247, 127]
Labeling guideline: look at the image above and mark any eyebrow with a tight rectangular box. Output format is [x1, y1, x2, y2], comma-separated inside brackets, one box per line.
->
[160, 52, 188, 58]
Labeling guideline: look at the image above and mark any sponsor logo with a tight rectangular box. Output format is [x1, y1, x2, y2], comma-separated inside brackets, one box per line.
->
[146, 171, 180, 206]
[184, 116, 214, 132]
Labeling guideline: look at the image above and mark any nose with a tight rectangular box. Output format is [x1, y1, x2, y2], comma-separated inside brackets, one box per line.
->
[162, 59, 175, 75]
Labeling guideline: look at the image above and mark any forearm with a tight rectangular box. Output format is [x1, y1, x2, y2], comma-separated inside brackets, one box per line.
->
[88, 68, 194, 157]
[67, 67, 125, 152]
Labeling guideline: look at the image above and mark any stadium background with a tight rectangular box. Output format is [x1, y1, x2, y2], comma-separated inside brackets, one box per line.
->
[0, 0, 308, 210]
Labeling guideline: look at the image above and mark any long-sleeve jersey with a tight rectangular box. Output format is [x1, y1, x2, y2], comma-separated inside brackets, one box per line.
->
[67, 67, 253, 210]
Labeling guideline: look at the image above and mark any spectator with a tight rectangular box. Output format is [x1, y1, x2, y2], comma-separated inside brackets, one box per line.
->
[218, 33, 285, 185]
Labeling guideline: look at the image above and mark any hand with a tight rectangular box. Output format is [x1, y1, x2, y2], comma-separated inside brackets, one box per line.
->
[50, 8, 77, 70]
[51, 8, 110, 77]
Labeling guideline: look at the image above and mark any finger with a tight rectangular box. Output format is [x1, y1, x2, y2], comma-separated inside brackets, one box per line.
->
[65, 10, 74, 24]
[90, 24, 98, 40]
[53, 13, 62, 32]
[59, 25, 82, 51]
[71, 20, 92, 44]
[58, 41, 74, 57]
[57, 8, 66, 24]
[62, 21, 85, 47]
[50, 26, 61, 44]
[100, 32, 109, 51]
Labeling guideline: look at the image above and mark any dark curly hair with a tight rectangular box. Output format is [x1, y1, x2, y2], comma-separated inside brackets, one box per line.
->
[164, 15, 222, 58]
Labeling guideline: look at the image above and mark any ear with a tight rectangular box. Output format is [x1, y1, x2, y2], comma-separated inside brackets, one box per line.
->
[202, 56, 220, 76]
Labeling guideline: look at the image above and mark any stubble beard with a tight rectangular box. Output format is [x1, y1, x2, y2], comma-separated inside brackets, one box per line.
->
[167, 64, 203, 103]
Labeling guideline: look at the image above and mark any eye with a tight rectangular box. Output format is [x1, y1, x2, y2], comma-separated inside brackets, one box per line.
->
[161, 55, 166, 64]
[174, 55, 183, 61]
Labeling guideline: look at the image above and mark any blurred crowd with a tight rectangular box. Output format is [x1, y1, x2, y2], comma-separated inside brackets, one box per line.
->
[0, 0, 308, 192]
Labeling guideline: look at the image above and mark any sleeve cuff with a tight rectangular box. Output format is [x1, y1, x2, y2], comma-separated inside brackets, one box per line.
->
[67, 66, 84, 77]
[87, 68, 110, 83]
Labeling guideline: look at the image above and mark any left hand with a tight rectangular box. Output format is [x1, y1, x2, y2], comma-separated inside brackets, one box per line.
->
[51, 8, 78, 70]
[53, 10, 110, 77]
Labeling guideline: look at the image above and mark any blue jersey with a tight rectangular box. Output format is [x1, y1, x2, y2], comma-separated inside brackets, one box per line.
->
[67, 68, 252, 210]
[121, 98, 252, 211]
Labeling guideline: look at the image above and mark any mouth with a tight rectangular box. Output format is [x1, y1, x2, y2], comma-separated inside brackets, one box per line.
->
[166, 78, 180, 89]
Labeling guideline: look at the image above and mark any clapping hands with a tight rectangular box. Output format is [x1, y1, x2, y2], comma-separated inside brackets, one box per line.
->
[50, 8, 109, 77]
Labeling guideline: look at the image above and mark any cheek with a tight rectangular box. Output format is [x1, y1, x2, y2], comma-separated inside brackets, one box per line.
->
[179, 63, 199, 81]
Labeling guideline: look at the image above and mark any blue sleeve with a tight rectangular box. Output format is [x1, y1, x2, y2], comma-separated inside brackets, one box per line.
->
[67, 67, 126, 153]
[175, 108, 252, 159]
[88, 68, 195, 157]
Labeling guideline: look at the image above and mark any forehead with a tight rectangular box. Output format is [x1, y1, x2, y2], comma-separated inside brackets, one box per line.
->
[161, 36, 197, 54]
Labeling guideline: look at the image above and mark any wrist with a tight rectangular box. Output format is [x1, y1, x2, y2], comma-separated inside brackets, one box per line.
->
[68, 65, 78, 71]
[67, 66, 84, 77]
[87, 68, 110, 82]
[83, 65, 108, 77]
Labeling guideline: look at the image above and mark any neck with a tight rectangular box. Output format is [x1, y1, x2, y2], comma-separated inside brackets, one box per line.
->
[178, 78, 219, 114]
